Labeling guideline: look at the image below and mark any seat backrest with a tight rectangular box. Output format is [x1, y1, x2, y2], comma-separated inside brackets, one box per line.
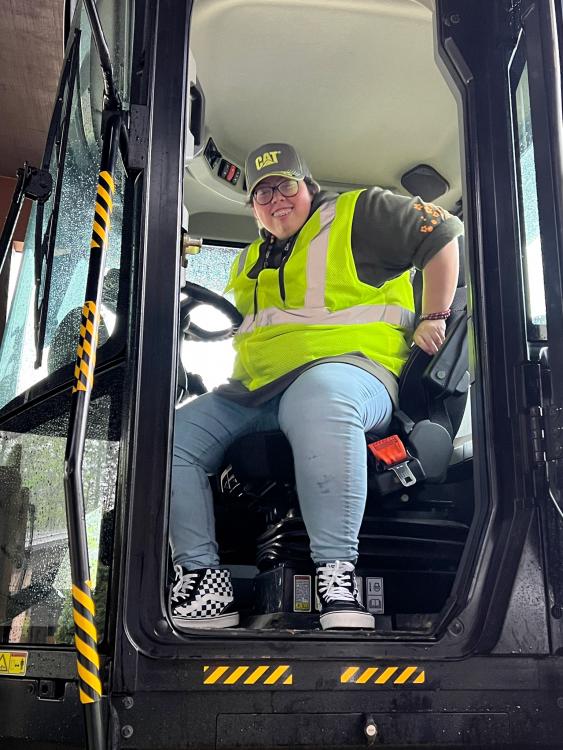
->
[47, 306, 110, 374]
[397, 235, 468, 439]
[46, 268, 120, 375]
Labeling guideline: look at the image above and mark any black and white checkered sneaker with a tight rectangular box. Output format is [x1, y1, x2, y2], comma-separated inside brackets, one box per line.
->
[316, 561, 374, 630]
[169, 565, 239, 630]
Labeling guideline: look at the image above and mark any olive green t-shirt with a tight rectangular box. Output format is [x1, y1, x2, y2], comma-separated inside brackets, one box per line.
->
[216, 188, 464, 407]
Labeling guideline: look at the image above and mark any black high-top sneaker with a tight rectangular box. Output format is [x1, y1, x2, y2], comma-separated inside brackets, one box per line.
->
[169, 565, 239, 630]
[316, 561, 375, 630]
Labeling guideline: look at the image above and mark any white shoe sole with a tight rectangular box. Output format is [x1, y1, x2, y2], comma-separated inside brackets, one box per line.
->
[320, 610, 375, 630]
[172, 611, 240, 630]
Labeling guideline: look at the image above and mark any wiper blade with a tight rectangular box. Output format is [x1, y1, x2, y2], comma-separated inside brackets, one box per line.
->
[33, 30, 81, 368]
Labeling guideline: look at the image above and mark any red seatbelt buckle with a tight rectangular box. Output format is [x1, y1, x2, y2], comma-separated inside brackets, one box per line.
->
[368, 435, 417, 487]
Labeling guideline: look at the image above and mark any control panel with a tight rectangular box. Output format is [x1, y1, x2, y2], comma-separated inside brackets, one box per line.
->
[204, 138, 242, 187]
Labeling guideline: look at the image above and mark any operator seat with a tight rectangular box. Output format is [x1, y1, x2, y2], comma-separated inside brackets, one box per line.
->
[219, 237, 470, 582]
[224, 237, 468, 495]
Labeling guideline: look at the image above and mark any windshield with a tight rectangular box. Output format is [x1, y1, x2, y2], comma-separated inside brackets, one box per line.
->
[0, 1, 128, 412]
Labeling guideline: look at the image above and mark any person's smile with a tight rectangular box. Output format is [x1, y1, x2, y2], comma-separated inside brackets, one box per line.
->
[271, 206, 293, 218]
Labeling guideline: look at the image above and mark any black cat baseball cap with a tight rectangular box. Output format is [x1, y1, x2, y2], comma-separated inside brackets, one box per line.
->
[245, 142, 312, 195]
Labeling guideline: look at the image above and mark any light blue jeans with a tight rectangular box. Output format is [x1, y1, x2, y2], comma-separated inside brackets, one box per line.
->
[170, 363, 392, 569]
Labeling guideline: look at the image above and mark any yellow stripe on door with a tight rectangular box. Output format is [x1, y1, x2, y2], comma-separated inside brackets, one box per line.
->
[340, 665, 426, 685]
[203, 665, 292, 686]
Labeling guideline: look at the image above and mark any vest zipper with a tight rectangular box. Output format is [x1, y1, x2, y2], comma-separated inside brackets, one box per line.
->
[278, 240, 292, 304]
[253, 236, 274, 318]
[253, 236, 292, 315]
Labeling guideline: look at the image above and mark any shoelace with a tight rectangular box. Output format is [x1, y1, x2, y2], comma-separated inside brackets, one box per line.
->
[172, 570, 198, 599]
[317, 567, 356, 603]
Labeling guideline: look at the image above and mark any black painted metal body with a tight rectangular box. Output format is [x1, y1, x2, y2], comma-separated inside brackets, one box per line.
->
[1, 646, 563, 749]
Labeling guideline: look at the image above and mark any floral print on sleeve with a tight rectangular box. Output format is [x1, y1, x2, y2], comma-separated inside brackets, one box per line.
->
[413, 202, 450, 233]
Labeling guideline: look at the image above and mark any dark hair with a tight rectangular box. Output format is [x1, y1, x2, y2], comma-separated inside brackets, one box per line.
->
[304, 176, 320, 196]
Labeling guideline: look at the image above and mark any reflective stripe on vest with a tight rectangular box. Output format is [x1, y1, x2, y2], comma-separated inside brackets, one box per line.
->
[236, 198, 414, 334]
[236, 246, 249, 276]
[304, 201, 336, 308]
[238, 303, 415, 335]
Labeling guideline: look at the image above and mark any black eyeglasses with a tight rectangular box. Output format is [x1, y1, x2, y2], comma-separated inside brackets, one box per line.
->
[252, 178, 300, 205]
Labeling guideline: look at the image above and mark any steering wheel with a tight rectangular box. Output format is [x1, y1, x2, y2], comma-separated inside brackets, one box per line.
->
[180, 281, 243, 341]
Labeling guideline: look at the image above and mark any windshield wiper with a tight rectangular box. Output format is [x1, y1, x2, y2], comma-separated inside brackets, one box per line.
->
[33, 29, 81, 368]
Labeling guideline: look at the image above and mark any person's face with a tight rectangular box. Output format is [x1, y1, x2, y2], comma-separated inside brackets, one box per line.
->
[251, 176, 313, 240]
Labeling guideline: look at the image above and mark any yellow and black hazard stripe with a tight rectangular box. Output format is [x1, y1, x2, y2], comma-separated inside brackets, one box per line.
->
[340, 665, 425, 685]
[71, 169, 115, 395]
[72, 301, 98, 393]
[203, 664, 293, 686]
[91, 170, 115, 251]
[72, 580, 102, 704]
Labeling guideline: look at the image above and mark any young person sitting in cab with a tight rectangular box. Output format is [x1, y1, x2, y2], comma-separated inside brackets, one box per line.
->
[169, 143, 463, 630]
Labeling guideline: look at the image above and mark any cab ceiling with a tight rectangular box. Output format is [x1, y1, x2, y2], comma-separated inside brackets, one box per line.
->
[186, 0, 461, 243]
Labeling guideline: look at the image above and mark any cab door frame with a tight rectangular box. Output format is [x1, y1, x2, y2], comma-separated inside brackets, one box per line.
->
[435, 0, 563, 655]
[116, 0, 563, 684]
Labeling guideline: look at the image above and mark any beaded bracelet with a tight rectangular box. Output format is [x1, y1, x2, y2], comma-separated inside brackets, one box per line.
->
[418, 309, 451, 322]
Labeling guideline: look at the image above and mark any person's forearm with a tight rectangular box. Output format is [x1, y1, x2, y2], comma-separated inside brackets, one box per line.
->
[421, 238, 460, 314]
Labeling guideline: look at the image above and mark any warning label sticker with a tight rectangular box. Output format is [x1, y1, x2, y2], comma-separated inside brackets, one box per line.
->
[293, 575, 312, 612]
[0, 651, 28, 676]
[366, 577, 384, 614]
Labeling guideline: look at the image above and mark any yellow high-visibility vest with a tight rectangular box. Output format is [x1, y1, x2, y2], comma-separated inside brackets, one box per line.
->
[226, 190, 415, 391]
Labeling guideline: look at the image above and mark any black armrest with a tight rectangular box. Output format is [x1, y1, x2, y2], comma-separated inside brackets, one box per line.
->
[423, 315, 468, 397]
[407, 419, 453, 480]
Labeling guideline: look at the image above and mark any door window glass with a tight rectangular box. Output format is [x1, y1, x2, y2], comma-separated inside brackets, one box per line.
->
[511, 58, 547, 341]
[0, 384, 121, 646]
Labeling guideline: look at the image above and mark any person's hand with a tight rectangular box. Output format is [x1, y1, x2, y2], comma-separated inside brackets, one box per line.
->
[413, 318, 446, 355]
